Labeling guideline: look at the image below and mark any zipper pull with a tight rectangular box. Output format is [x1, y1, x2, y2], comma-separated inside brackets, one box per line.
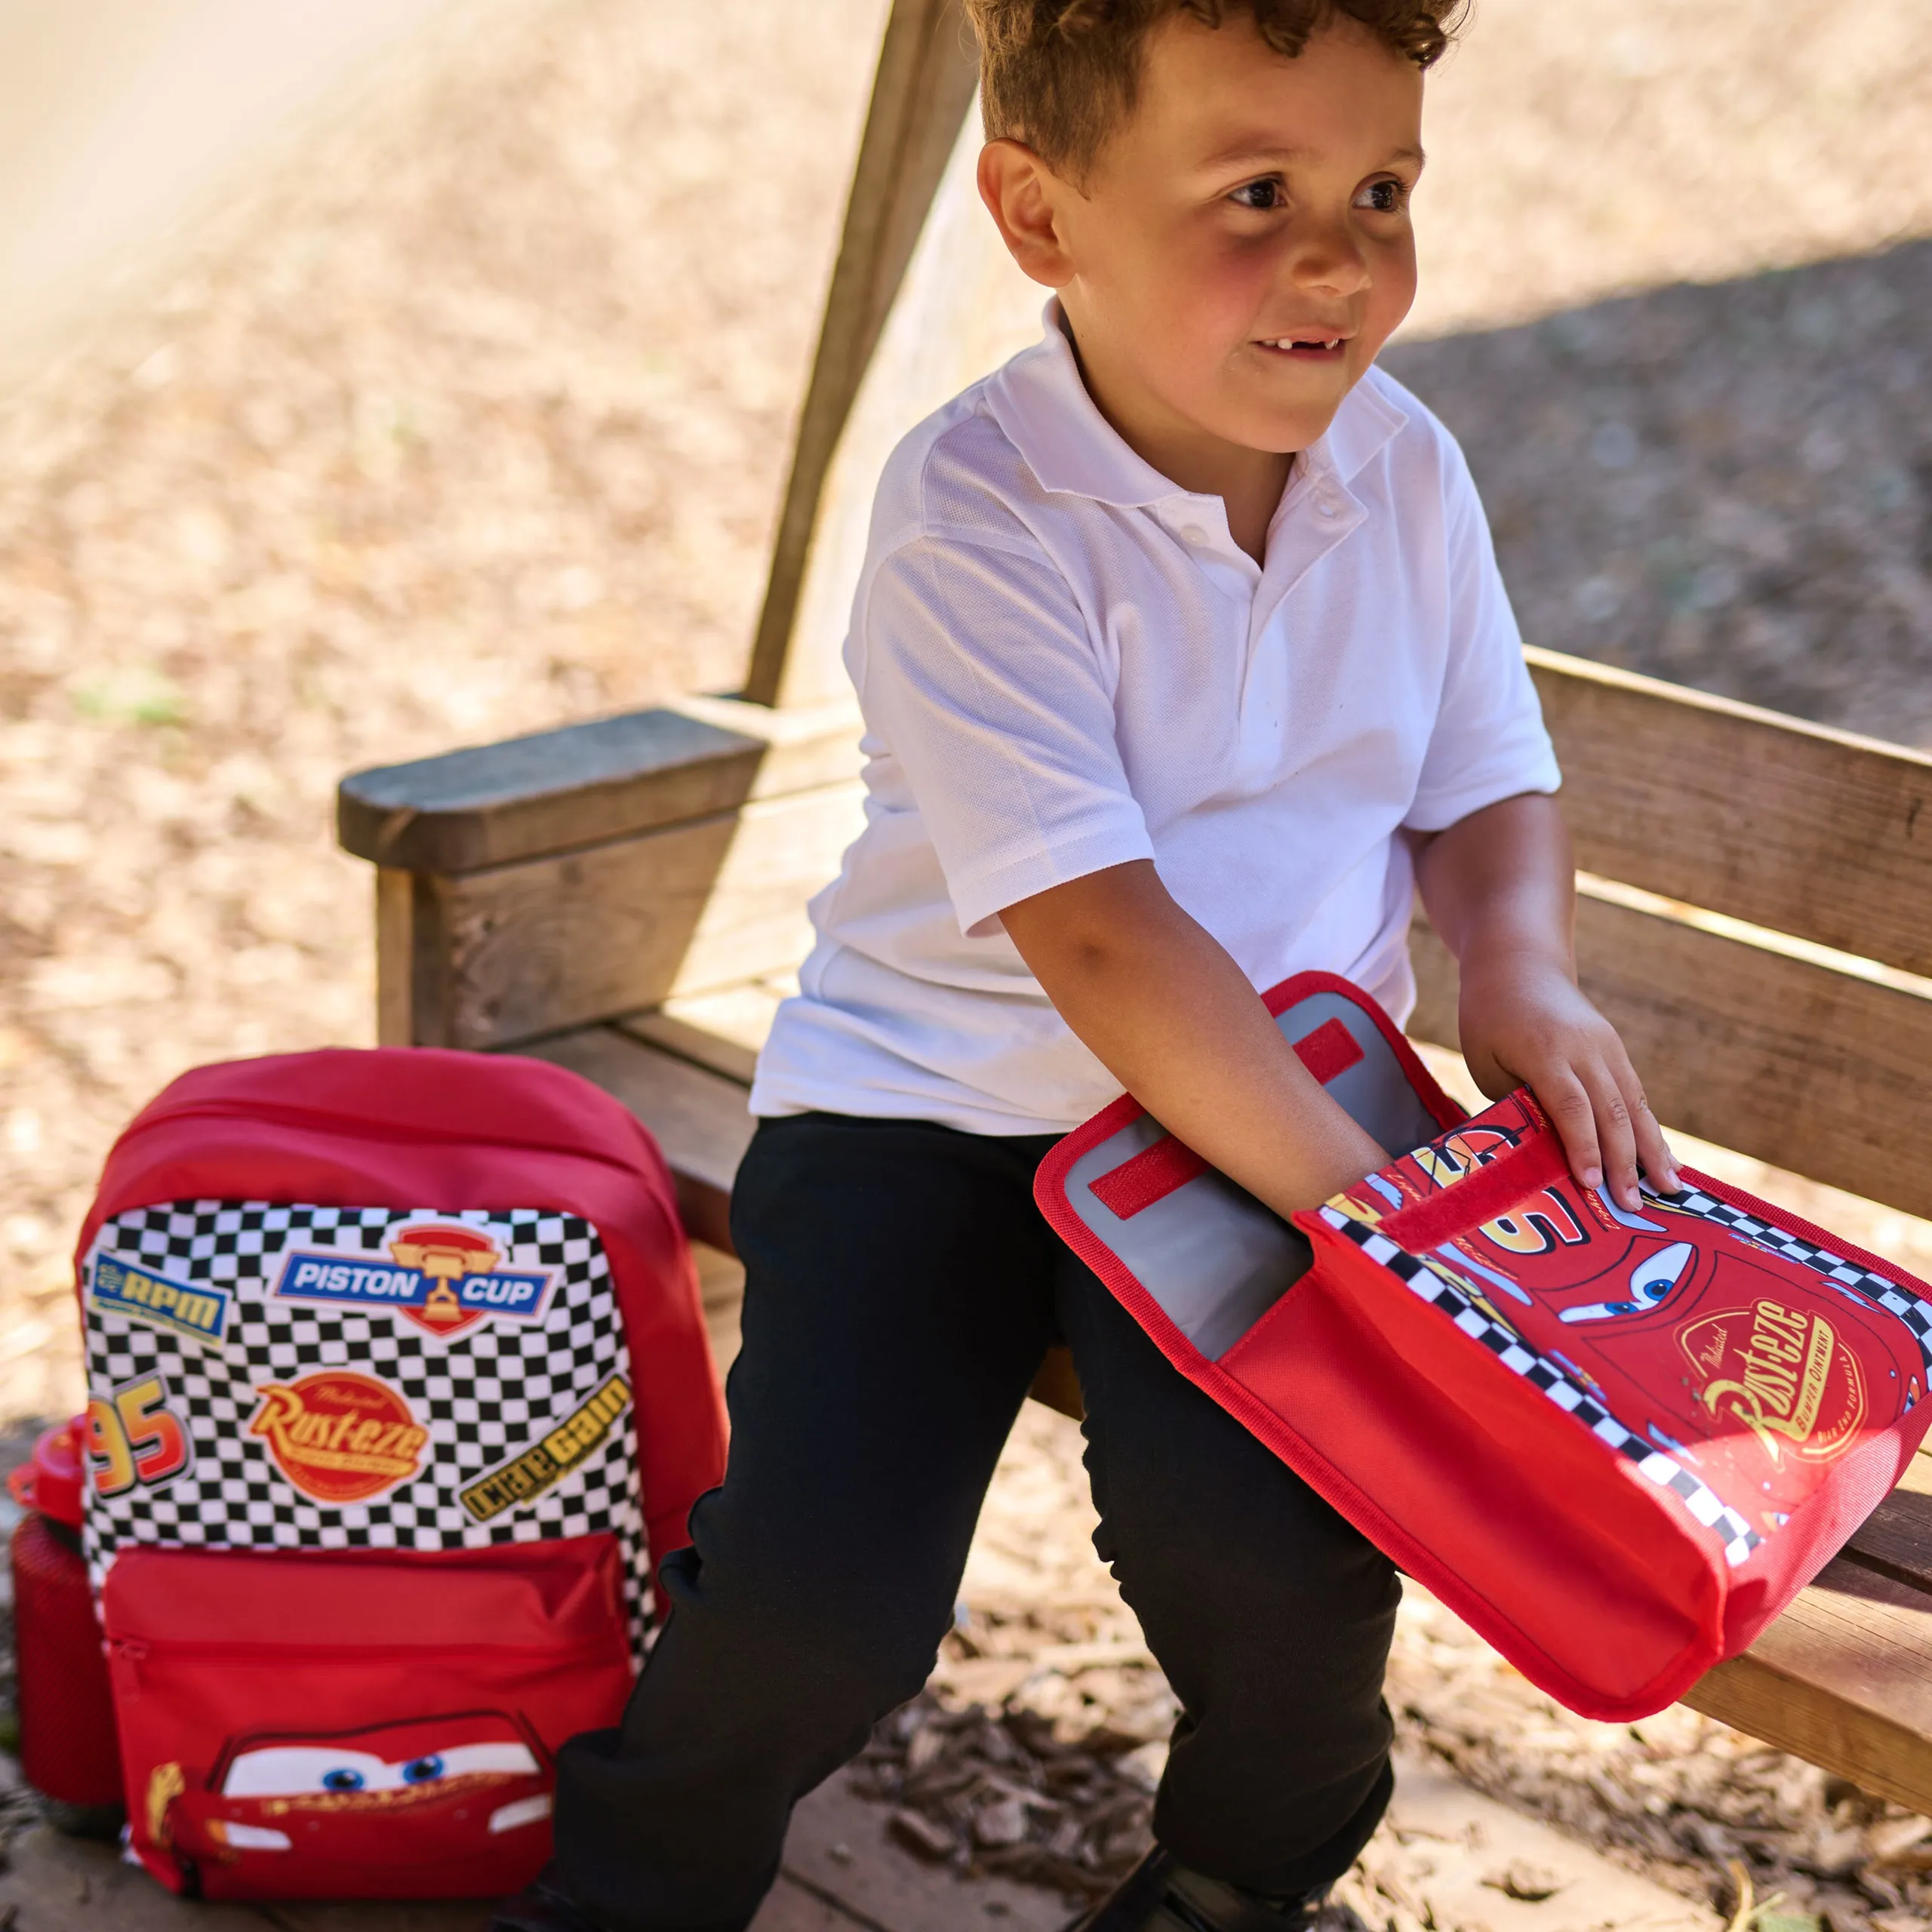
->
[109, 1637, 150, 1694]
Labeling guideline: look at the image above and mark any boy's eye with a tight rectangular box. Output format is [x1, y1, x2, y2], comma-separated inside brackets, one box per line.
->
[1355, 178, 1407, 215]
[1229, 178, 1285, 212]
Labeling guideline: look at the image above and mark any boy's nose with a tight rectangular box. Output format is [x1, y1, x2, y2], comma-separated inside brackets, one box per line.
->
[1289, 222, 1374, 298]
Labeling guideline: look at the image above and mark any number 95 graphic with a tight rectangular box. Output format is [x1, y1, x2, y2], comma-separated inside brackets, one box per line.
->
[87, 1374, 192, 1497]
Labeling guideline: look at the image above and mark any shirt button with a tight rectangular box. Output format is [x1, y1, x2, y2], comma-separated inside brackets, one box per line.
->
[1180, 525, 1209, 545]
[1317, 497, 1343, 519]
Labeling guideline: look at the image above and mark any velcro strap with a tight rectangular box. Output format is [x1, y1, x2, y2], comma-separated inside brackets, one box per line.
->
[1378, 1108, 1570, 1251]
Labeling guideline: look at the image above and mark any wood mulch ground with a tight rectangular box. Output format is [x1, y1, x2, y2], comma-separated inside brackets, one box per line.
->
[929, 1407, 1932, 1931]
[2, 2, 1931, 1927]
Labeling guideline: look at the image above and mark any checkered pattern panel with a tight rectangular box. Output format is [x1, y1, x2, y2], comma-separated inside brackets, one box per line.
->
[82, 1203, 651, 1649]
[1319, 1205, 1763, 1567]
[1663, 1187, 1932, 1371]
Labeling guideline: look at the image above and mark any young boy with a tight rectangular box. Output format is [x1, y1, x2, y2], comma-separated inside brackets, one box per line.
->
[500, 4, 1676, 1928]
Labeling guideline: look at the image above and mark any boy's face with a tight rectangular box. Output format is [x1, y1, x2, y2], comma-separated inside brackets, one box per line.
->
[990, 12, 1425, 465]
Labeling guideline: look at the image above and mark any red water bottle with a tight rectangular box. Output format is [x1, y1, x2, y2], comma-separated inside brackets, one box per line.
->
[9, 1419, 124, 1834]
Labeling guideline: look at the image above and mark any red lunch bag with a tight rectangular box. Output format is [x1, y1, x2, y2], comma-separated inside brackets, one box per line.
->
[1036, 971, 1932, 1721]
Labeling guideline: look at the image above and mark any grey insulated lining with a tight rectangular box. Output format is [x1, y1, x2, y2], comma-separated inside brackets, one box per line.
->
[1063, 991, 1444, 1361]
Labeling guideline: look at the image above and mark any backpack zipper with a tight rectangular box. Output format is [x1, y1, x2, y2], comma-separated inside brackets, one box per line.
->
[109, 1631, 629, 1690]
[110, 1100, 648, 1178]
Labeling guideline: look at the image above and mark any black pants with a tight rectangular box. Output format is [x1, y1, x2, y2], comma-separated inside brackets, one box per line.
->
[553, 1114, 1398, 1932]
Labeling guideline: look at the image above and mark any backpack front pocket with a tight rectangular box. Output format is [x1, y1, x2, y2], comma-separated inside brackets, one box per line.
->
[103, 1536, 634, 1901]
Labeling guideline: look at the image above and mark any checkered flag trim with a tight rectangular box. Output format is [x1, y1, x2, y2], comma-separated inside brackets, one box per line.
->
[82, 1202, 651, 1651]
[1319, 1205, 1763, 1567]
[1662, 1188, 1932, 1377]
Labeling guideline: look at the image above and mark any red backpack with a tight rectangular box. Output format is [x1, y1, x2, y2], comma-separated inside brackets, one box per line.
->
[70, 1048, 726, 1901]
[1038, 971, 1932, 1720]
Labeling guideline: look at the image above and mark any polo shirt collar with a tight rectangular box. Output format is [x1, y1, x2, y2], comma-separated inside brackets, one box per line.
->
[987, 303, 1178, 509]
[1310, 363, 1408, 486]
[987, 300, 1411, 509]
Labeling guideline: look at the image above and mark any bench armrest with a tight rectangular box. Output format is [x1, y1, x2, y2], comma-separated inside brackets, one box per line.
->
[337, 695, 864, 874]
[335, 697, 864, 1051]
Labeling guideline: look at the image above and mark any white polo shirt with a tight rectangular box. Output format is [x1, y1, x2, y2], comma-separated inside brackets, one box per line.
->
[749, 309, 1561, 1136]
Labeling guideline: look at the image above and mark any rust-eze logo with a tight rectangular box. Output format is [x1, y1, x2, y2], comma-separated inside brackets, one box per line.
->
[248, 1372, 429, 1504]
[1678, 1299, 1866, 1465]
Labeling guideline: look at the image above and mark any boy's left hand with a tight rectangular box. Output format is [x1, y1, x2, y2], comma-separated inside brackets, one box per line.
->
[1456, 945, 1680, 1214]
[1413, 793, 1680, 1215]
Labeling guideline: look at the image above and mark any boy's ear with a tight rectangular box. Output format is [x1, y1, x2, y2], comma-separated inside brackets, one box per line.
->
[977, 138, 1077, 290]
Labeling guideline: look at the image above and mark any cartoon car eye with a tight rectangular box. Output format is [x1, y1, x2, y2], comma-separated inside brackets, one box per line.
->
[1559, 1241, 1695, 1325]
[427, 1743, 539, 1780]
[223, 1746, 392, 1798]
[220, 1738, 542, 1799]
[1630, 1243, 1694, 1303]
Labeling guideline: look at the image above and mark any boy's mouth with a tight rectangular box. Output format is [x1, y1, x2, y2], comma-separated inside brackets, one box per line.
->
[1256, 335, 1349, 361]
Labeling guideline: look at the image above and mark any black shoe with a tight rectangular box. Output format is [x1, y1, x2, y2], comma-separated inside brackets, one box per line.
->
[1068, 1847, 1330, 1932]
[490, 1866, 604, 1932]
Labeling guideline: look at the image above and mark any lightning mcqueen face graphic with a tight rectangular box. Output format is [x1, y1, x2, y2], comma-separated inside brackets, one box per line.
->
[168, 1711, 553, 1873]
[1351, 1092, 1929, 1511]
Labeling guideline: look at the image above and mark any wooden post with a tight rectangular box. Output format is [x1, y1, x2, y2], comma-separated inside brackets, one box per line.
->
[743, 0, 983, 710]
[777, 100, 1046, 713]
[374, 867, 420, 1048]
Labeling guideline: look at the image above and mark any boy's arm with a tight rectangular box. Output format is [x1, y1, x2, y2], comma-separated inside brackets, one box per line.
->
[1001, 862, 1391, 1220]
[1004, 798, 1678, 1223]
[1411, 792, 1679, 1211]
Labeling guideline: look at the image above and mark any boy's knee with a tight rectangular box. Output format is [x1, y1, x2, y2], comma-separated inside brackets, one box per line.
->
[1103, 1481, 1398, 1641]
[657, 1543, 946, 1726]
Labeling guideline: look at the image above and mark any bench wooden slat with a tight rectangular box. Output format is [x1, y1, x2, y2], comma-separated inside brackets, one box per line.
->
[623, 984, 789, 1087]
[1531, 648, 1932, 982]
[1840, 1456, 1932, 1597]
[411, 784, 861, 1051]
[525, 1026, 755, 1254]
[1684, 1557, 1932, 1816]
[1411, 887, 1932, 1224]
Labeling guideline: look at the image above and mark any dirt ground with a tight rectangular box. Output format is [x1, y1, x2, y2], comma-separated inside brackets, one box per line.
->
[2, 0, 1932, 1925]
[956, 1407, 1932, 1930]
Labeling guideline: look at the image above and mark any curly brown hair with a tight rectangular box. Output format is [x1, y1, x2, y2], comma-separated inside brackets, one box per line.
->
[964, 0, 1466, 180]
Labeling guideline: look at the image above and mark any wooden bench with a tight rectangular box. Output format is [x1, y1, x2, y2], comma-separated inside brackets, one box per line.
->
[337, 0, 1932, 1823]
